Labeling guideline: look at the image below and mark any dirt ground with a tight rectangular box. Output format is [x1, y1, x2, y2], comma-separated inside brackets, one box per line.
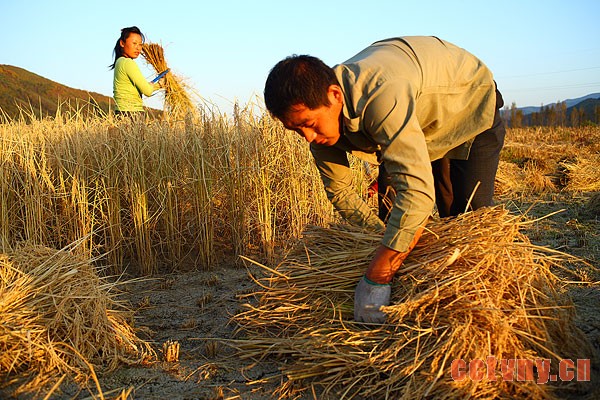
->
[5, 192, 600, 400]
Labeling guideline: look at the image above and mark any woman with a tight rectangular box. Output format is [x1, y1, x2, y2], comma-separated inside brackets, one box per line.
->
[109, 26, 161, 116]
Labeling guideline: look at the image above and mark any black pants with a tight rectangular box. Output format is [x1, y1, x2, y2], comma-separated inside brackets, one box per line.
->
[378, 88, 506, 221]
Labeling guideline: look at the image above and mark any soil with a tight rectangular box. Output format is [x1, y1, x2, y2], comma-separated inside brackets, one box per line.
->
[4, 192, 600, 400]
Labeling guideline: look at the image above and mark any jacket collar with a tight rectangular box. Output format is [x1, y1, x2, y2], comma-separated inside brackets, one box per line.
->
[341, 101, 361, 133]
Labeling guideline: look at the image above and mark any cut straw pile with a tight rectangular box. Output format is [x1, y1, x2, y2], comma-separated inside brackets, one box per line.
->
[142, 42, 196, 120]
[560, 153, 600, 192]
[0, 243, 154, 397]
[233, 206, 595, 399]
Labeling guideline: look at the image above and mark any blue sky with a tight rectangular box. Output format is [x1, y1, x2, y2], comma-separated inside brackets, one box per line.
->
[2, 0, 599, 115]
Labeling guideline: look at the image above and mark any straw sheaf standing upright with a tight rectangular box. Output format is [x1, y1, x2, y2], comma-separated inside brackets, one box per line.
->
[142, 42, 196, 120]
[0, 243, 155, 397]
[234, 206, 595, 400]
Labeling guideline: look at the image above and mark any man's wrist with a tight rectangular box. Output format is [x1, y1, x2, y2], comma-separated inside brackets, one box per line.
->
[363, 275, 391, 286]
[365, 244, 408, 284]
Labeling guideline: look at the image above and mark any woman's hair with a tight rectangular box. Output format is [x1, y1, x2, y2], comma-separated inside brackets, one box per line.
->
[109, 26, 145, 70]
[264, 55, 339, 120]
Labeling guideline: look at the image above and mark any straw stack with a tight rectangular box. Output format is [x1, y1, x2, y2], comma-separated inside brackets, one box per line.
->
[233, 206, 595, 399]
[141, 42, 196, 120]
[560, 153, 600, 192]
[0, 243, 154, 397]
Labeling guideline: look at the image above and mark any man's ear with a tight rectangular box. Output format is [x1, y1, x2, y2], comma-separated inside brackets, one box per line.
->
[328, 85, 344, 105]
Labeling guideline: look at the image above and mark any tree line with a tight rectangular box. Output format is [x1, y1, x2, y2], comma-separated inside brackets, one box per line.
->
[505, 100, 600, 128]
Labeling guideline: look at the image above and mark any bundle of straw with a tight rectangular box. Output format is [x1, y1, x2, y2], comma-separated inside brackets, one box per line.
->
[233, 206, 595, 399]
[142, 42, 196, 120]
[0, 243, 154, 397]
[495, 161, 556, 196]
[559, 153, 600, 192]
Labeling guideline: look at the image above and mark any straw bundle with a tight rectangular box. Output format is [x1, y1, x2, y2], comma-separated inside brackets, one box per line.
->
[233, 206, 595, 399]
[141, 42, 196, 120]
[495, 161, 556, 196]
[559, 153, 600, 192]
[0, 243, 154, 397]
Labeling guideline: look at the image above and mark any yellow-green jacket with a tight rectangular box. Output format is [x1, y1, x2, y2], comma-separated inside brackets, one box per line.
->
[311, 36, 497, 252]
[113, 57, 156, 111]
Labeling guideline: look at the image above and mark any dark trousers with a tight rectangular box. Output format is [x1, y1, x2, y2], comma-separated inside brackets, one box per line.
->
[378, 88, 506, 221]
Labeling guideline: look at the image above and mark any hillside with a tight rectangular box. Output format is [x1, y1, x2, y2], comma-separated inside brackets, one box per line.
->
[569, 97, 600, 120]
[520, 96, 600, 127]
[518, 93, 600, 115]
[502, 92, 600, 127]
[0, 64, 118, 120]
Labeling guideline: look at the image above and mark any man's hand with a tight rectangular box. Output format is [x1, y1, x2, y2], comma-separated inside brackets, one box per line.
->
[365, 245, 409, 284]
[354, 227, 425, 324]
[354, 276, 391, 323]
[365, 226, 425, 284]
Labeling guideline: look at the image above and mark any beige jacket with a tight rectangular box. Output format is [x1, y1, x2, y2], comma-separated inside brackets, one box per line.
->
[311, 36, 497, 251]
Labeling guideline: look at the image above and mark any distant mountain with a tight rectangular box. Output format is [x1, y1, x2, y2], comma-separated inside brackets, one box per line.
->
[502, 92, 600, 127]
[518, 93, 600, 115]
[0, 64, 117, 120]
[0, 65, 162, 121]
[568, 97, 600, 117]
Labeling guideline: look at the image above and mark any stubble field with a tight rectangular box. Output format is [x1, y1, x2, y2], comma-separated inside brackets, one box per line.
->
[1, 115, 598, 399]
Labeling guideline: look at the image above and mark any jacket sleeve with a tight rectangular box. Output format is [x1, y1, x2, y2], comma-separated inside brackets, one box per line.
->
[362, 79, 435, 252]
[310, 143, 385, 233]
[123, 58, 156, 97]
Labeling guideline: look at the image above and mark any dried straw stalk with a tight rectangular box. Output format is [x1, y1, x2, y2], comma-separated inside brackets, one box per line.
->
[0, 243, 155, 397]
[233, 206, 595, 399]
[141, 42, 196, 120]
[560, 153, 600, 192]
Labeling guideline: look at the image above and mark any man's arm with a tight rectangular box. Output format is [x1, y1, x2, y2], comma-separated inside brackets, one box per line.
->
[354, 80, 434, 323]
[363, 79, 435, 252]
[310, 143, 385, 233]
[366, 225, 425, 283]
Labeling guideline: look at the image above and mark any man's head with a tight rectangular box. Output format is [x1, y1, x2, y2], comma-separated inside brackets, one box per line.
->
[264, 55, 344, 146]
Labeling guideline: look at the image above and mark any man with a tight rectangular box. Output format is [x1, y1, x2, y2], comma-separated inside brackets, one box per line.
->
[263, 36, 505, 324]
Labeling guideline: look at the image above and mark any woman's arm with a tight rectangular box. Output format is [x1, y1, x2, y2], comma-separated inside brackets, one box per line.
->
[123, 58, 159, 97]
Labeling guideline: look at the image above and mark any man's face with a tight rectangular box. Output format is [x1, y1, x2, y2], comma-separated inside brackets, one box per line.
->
[280, 85, 344, 146]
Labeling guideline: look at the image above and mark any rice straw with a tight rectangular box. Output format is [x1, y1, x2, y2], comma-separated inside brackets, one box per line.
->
[233, 206, 595, 399]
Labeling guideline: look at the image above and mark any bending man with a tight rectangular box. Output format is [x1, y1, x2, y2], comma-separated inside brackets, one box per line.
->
[263, 36, 506, 324]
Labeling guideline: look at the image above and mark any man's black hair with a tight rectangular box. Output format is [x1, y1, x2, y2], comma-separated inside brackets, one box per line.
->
[264, 55, 339, 119]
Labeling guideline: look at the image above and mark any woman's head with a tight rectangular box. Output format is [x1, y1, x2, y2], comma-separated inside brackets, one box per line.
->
[109, 26, 145, 70]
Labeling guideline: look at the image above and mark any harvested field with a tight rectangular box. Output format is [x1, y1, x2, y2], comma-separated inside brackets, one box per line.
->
[0, 121, 598, 399]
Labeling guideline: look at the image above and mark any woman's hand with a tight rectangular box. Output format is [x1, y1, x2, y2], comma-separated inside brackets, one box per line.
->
[153, 78, 165, 91]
